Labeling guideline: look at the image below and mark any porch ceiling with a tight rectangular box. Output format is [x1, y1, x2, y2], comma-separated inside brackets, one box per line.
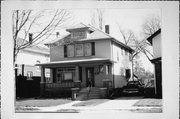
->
[36, 58, 114, 67]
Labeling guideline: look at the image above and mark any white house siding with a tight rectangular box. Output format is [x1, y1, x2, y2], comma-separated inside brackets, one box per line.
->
[95, 40, 111, 59]
[50, 39, 111, 61]
[111, 42, 132, 88]
[152, 34, 161, 58]
[50, 46, 64, 62]
[16, 50, 50, 77]
[17, 51, 49, 65]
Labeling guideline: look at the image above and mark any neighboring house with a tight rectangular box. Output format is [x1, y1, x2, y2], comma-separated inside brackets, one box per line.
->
[147, 29, 162, 98]
[16, 38, 50, 78]
[37, 23, 134, 97]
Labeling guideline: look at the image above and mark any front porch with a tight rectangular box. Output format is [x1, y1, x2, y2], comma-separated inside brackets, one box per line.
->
[37, 58, 114, 98]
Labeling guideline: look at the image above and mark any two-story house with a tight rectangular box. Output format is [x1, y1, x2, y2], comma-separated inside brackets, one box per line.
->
[147, 29, 162, 98]
[37, 23, 134, 98]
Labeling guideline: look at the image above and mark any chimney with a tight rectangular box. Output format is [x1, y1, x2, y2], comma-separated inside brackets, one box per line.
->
[105, 25, 109, 34]
[29, 33, 33, 43]
[56, 32, 60, 38]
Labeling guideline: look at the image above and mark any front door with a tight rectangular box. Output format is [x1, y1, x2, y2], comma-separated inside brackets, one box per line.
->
[86, 67, 95, 87]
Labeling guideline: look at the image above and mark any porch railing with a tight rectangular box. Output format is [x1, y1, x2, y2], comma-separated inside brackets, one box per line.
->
[45, 82, 75, 89]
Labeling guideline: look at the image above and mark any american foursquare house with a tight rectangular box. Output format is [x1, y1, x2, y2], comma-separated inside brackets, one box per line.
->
[37, 23, 134, 98]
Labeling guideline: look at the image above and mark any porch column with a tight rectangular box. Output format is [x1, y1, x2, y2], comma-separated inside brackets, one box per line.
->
[40, 67, 45, 96]
[74, 66, 81, 88]
[41, 67, 45, 83]
[75, 66, 79, 81]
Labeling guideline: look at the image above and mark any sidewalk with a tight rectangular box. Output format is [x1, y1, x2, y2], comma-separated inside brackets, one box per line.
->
[37, 98, 162, 113]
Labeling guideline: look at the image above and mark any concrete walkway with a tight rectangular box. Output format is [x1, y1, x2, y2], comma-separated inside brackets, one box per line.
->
[37, 98, 162, 113]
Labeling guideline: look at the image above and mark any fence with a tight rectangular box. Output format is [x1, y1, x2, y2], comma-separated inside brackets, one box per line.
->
[16, 76, 41, 98]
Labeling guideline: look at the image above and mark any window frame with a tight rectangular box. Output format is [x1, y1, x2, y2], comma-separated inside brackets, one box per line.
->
[64, 42, 95, 58]
[67, 44, 75, 57]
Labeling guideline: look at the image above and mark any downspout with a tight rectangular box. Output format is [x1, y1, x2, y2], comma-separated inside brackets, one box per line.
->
[111, 41, 115, 88]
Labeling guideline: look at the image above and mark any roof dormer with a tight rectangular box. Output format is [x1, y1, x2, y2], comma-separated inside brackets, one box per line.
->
[66, 23, 94, 39]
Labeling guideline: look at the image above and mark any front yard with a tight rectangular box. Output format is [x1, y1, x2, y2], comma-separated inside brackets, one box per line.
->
[15, 97, 162, 113]
[16, 98, 72, 112]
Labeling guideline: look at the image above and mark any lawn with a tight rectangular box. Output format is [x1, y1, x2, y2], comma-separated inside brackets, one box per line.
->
[133, 98, 162, 107]
[16, 98, 73, 112]
[16, 99, 72, 107]
[131, 108, 162, 113]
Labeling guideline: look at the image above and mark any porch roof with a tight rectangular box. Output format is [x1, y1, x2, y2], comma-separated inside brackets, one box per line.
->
[36, 58, 114, 67]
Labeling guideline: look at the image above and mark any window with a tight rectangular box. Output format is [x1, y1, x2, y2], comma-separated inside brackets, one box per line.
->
[75, 44, 84, 56]
[99, 65, 104, 73]
[125, 69, 131, 79]
[67, 45, 74, 57]
[84, 43, 92, 56]
[27, 71, 33, 80]
[72, 31, 86, 39]
[64, 72, 73, 80]
[106, 65, 111, 75]
[36, 60, 40, 72]
[64, 42, 95, 57]
[121, 48, 124, 55]
[117, 51, 119, 61]
[129, 53, 132, 61]
[56, 68, 75, 82]
[57, 73, 62, 83]
[125, 50, 128, 55]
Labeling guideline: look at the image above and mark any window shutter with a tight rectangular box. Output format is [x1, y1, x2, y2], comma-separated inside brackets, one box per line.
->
[92, 42, 95, 55]
[64, 45, 67, 57]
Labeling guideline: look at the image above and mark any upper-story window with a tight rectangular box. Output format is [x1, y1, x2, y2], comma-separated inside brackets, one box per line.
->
[121, 48, 124, 55]
[67, 45, 74, 57]
[125, 50, 128, 55]
[84, 43, 92, 56]
[64, 42, 95, 58]
[75, 44, 84, 56]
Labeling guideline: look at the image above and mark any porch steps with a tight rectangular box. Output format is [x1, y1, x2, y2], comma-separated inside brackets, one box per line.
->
[77, 87, 103, 100]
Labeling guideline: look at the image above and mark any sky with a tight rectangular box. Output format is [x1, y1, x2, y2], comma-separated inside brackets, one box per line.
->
[59, 8, 161, 72]
[19, 8, 160, 72]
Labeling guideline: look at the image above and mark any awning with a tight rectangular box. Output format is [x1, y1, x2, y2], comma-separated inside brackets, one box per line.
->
[36, 58, 114, 67]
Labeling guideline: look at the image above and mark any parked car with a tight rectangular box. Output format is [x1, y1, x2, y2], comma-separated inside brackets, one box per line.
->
[122, 81, 144, 95]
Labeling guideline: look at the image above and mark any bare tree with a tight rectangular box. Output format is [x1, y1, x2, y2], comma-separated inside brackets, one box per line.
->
[91, 9, 104, 30]
[117, 25, 143, 59]
[142, 15, 161, 37]
[117, 25, 135, 46]
[12, 9, 71, 63]
[141, 15, 161, 61]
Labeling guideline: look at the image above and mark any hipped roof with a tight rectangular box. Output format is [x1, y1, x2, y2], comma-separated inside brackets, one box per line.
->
[45, 23, 134, 52]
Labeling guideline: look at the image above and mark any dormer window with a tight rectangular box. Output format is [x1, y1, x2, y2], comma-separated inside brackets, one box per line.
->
[71, 31, 86, 39]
